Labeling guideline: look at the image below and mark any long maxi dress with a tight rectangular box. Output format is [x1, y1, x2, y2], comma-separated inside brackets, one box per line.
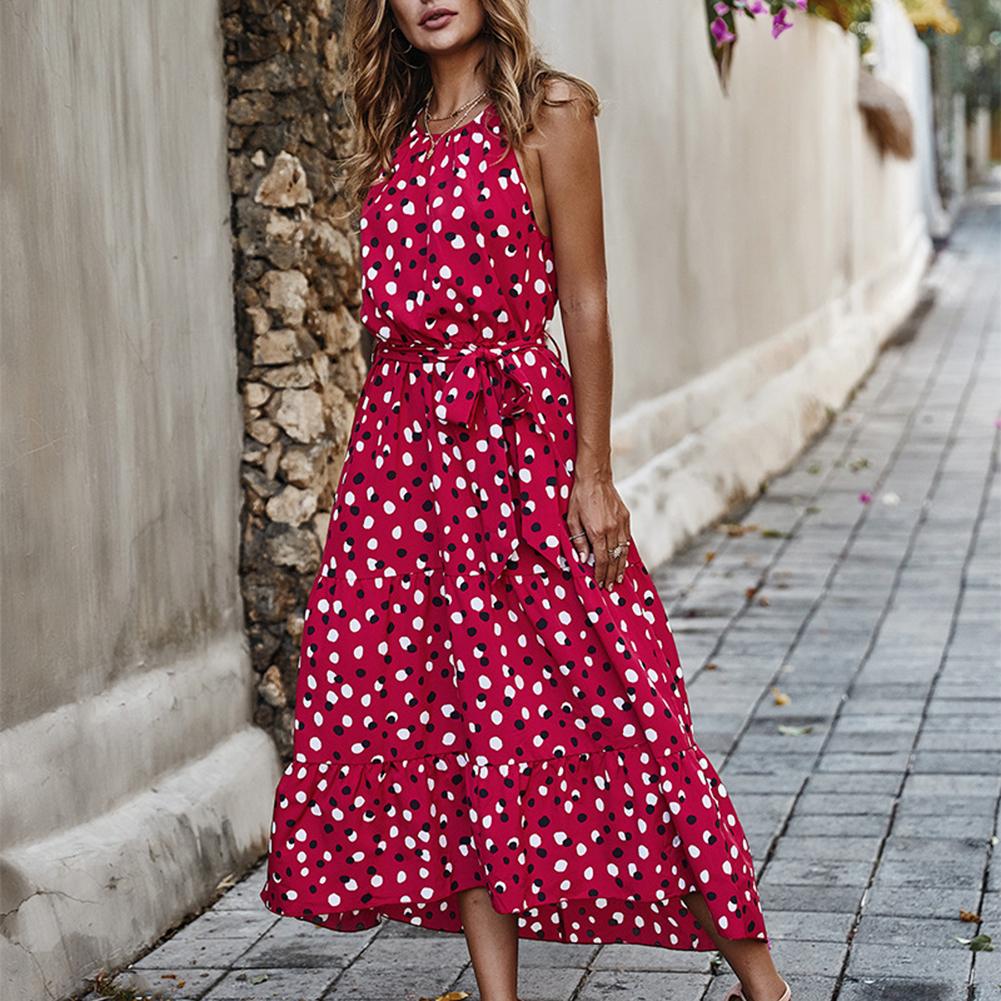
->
[260, 99, 769, 952]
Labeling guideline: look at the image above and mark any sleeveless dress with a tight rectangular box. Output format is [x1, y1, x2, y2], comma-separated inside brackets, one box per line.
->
[260, 100, 769, 952]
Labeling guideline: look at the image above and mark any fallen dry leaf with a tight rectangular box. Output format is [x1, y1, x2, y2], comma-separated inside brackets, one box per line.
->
[771, 687, 792, 706]
[778, 724, 813, 736]
[704, 550, 717, 563]
[721, 521, 759, 537]
[215, 872, 237, 893]
[758, 595, 770, 606]
[960, 909, 982, 923]
[705, 662, 720, 671]
[418, 992, 471, 1001]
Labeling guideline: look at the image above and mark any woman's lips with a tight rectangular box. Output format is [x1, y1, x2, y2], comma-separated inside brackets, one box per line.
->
[420, 10, 456, 30]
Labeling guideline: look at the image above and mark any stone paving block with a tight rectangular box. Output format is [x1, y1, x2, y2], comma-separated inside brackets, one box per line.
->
[212, 871, 269, 911]
[761, 860, 873, 889]
[848, 682, 935, 702]
[803, 772, 902, 795]
[772, 836, 882, 863]
[138, 935, 255, 970]
[839, 699, 927, 716]
[576, 970, 711, 1001]
[755, 694, 845, 720]
[844, 942, 972, 982]
[971, 946, 1001, 992]
[926, 698, 1001, 717]
[837, 976, 969, 1001]
[895, 793, 998, 818]
[452, 963, 587, 1001]
[971, 984, 1001, 1001]
[881, 835, 990, 868]
[824, 733, 915, 754]
[349, 937, 472, 968]
[326, 963, 467, 1000]
[719, 772, 807, 795]
[231, 919, 374, 968]
[863, 885, 983, 922]
[724, 752, 818, 776]
[854, 913, 972, 949]
[979, 891, 1001, 926]
[767, 939, 847, 978]
[111, 967, 227, 1000]
[760, 910, 855, 942]
[889, 811, 997, 840]
[720, 792, 798, 820]
[830, 714, 923, 735]
[160, 909, 277, 946]
[690, 711, 752, 737]
[590, 943, 713, 972]
[936, 682, 1001, 702]
[815, 752, 912, 773]
[517, 939, 600, 967]
[783, 814, 890, 839]
[871, 857, 987, 889]
[922, 714, 1001, 735]
[794, 793, 896, 816]
[735, 734, 828, 755]
[202, 967, 342, 1000]
[916, 729, 1001, 752]
[912, 750, 1001, 774]
[758, 885, 864, 915]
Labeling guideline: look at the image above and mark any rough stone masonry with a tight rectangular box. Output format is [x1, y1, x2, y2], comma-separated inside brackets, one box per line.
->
[222, 0, 364, 755]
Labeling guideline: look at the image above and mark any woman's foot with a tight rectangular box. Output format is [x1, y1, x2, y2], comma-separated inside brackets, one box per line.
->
[725, 978, 791, 1001]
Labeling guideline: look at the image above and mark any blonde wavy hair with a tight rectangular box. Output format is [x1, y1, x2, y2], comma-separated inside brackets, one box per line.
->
[339, 0, 601, 215]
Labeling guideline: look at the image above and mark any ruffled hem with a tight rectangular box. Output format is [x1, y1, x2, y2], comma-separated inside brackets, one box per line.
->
[259, 741, 768, 951]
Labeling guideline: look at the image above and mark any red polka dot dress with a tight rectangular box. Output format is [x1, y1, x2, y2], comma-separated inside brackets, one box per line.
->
[260, 100, 769, 952]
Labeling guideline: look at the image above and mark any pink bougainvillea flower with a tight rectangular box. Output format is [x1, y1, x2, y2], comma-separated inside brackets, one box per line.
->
[772, 8, 793, 37]
[714, 1, 731, 14]
[859, 491, 873, 504]
[994, 416, 1001, 428]
[712, 16, 736, 44]
[744, 0, 767, 13]
[794, 0, 807, 9]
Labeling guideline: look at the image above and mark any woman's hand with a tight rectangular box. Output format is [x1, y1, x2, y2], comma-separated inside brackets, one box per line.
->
[567, 472, 631, 589]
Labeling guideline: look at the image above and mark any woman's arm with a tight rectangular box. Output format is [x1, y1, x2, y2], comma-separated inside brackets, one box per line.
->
[536, 80, 631, 590]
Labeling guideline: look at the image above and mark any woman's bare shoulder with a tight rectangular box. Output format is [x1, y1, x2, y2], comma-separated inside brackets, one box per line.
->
[537, 75, 599, 128]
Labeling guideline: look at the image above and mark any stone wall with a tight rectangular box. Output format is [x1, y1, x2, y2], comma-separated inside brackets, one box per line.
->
[1, 3, 281, 998]
[222, 0, 365, 755]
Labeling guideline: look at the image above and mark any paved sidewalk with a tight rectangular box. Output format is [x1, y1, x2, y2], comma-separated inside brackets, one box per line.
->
[91, 187, 999, 1001]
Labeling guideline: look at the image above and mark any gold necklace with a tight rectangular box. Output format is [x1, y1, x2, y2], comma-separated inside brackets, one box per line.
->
[420, 88, 489, 162]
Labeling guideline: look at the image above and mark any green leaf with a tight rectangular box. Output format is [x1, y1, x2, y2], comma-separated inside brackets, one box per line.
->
[778, 724, 814, 736]
[955, 934, 995, 952]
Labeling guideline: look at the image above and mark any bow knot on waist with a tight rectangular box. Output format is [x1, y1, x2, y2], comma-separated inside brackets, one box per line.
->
[372, 333, 561, 428]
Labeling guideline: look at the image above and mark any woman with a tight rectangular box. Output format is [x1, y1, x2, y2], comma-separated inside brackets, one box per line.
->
[261, 2, 791, 1000]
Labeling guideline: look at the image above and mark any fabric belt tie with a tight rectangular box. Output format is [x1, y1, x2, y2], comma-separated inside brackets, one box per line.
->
[372, 332, 562, 428]
[369, 330, 568, 578]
